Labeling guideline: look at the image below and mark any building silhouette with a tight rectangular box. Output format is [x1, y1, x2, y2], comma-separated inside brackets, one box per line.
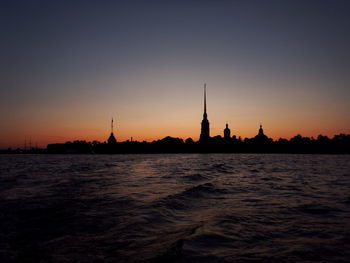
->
[199, 84, 210, 142]
[107, 118, 117, 144]
[224, 123, 231, 140]
[254, 124, 269, 143]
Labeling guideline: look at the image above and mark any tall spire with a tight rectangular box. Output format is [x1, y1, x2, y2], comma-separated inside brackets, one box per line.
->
[203, 83, 207, 120]
[200, 83, 210, 141]
[204, 83, 207, 114]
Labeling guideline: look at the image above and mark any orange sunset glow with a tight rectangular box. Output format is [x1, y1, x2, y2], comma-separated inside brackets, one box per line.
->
[2, 2, 350, 263]
[1, 1, 350, 149]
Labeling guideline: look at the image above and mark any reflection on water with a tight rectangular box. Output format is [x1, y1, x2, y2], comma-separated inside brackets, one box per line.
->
[1, 154, 350, 262]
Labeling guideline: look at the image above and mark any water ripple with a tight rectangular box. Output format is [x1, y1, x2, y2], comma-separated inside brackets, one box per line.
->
[0, 154, 350, 262]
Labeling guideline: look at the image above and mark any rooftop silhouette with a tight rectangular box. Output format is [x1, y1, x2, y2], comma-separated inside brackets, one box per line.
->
[37, 85, 350, 154]
[3, 85, 348, 154]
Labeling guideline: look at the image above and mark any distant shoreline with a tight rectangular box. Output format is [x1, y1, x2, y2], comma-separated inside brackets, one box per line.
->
[1, 152, 350, 155]
[2, 133, 349, 155]
[1, 145, 349, 155]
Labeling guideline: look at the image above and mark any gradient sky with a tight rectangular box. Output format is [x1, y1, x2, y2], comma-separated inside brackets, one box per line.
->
[1, 0, 350, 148]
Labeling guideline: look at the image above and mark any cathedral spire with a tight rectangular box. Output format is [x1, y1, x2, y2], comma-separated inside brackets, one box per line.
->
[204, 83, 207, 114]
[203, 83, 207, 119]
[200, 83, 210, 142]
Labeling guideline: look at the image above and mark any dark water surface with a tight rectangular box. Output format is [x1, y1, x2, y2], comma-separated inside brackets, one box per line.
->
[1, 154, 350, 263]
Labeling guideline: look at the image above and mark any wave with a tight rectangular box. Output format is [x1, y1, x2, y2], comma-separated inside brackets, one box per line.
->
[151, 183, 228, 215]
[181, 173, 209, 181]
[117, 224, 202, 263]
[293, 203, 343, 216]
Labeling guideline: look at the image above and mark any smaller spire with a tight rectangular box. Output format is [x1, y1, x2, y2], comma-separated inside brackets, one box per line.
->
[258, 123, 264, 136]
[108, 117, 117, 144]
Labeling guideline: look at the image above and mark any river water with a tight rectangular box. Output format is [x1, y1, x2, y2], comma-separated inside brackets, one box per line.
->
[1, 154, 350, 262]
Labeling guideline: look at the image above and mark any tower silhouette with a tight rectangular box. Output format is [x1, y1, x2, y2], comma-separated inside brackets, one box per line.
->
[200, 84, 210, 142]
[258, 124, 264, 136]
[107, 118, 117, 144]
[254, 123, 269, 143]
[224, 123, 231, 140]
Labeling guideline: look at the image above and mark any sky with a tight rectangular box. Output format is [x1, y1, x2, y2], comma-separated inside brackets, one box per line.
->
[1, 0, 350, 148]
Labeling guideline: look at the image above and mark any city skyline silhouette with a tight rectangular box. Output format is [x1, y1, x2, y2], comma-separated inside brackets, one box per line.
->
[1, 1, 350, 148]
[4, 83, 348, 154]
[1, 82, 350, 151]
[2, 2, 350, 263]
[103, 84, 273, 145]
